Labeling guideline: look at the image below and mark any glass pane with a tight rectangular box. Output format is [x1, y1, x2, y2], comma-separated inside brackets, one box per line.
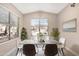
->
[40, 19, 48, 25]
[31, 19, 39, 40]
[40, 19, 48, 35]
[10, 13, 18, 39]
[0, 6, 9, 24]
[31, 19, 39, 26]
[0, 7, 9, 43]
[10, 26, 17, 38]
[31, 19, 48, 41]
[10, 13, 18, 26]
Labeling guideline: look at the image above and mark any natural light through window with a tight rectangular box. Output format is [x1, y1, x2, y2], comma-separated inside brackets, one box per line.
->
[31, 19, 48, 41]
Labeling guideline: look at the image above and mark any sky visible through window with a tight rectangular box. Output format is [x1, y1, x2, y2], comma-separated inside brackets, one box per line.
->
[31, 19, 48, 26]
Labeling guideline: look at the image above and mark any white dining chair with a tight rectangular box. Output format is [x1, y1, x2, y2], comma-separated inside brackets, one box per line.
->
[17, 42, 23, 56]
[58, 37, 66, 56]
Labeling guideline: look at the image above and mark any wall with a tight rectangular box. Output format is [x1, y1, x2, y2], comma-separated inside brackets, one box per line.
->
[57, 4, 79, 55]
[0, 3, 23, 55]
[23, 11, 57, 39]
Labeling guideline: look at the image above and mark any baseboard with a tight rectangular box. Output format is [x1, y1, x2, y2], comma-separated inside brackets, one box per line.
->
[65, 47, 79, 56]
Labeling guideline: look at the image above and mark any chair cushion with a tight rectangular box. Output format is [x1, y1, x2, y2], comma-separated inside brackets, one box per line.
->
[44, 44, 58, 56]
[23, 44, 36, 56]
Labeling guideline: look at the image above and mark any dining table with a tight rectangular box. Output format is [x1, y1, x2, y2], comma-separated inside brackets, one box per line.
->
[22, 39, 58, 44]
[17, 39, 59, 56]
[22, 39, 58, 51]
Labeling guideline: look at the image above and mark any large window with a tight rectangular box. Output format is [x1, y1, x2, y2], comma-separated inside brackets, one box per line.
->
[0, 6, 9, 43]
[10, 13, 19, 39]
[31, 19, 48, 40]
[0, 6, 19, 43]
[39, 19, 48, 34]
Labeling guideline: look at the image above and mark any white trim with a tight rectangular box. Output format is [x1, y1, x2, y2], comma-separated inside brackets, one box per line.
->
[65, 47, 79, 56]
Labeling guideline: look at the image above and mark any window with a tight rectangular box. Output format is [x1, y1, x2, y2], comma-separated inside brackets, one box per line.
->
[0, 6, 9, 43]
[10, 13, 19, 39]
[39, 19, 48, 34]
[31, 19, 48, 40]
[0, 6, 19, 43]
[31, 19, 39, 26]
[40, 19, 48, 26]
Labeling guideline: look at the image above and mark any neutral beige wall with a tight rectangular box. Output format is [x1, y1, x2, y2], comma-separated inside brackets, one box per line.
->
[0, 3, 23, 55]
[23, 11, 57, 39]
[57, 4, 79, 55]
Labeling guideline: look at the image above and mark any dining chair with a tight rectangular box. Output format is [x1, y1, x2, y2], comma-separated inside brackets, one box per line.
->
[58, 37, 66, 55]
[44, 44, 59, 56]
[23, 44, 36, 56]
[17, 42, 23, 56]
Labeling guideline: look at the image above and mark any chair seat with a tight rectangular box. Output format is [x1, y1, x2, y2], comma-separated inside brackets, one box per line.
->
[57, 44, 64, 48]
[23, 44, 36, 56]
[44, 44, 58, 56]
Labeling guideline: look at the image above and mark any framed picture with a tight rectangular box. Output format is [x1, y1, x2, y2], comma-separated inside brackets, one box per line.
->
[63, 18, 77, 32]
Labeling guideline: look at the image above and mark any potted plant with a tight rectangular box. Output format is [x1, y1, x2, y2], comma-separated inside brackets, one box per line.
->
[37, 32, 44, 42]
[51, 28, 60, 41]
[21, 27, 27, 41]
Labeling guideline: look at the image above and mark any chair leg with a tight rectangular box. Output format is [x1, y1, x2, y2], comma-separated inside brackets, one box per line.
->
[21, 48, 23, 56]
[58, 48, 64, 56]
[61, 48, 64, 56]
[57, 48, 60, 56]
[17, 48, 23, 56]
[58, 52, 59, 56]
[16, 48, 19, 55]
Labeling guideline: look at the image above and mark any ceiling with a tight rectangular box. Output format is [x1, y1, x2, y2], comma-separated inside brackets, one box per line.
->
[13, 3, 68, 14]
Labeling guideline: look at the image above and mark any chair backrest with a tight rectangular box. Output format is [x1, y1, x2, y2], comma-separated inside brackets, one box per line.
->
[44, 44, 58, 56]
[23, 44, 36, 56]
[59, 37, 66, 45]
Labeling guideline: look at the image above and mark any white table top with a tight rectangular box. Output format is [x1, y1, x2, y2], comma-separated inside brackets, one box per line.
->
[17, 39, 59, 48]
[22, 39, 58, 44]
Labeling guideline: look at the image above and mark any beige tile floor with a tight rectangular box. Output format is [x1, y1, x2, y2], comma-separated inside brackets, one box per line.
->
[64, 49, 75, 56]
